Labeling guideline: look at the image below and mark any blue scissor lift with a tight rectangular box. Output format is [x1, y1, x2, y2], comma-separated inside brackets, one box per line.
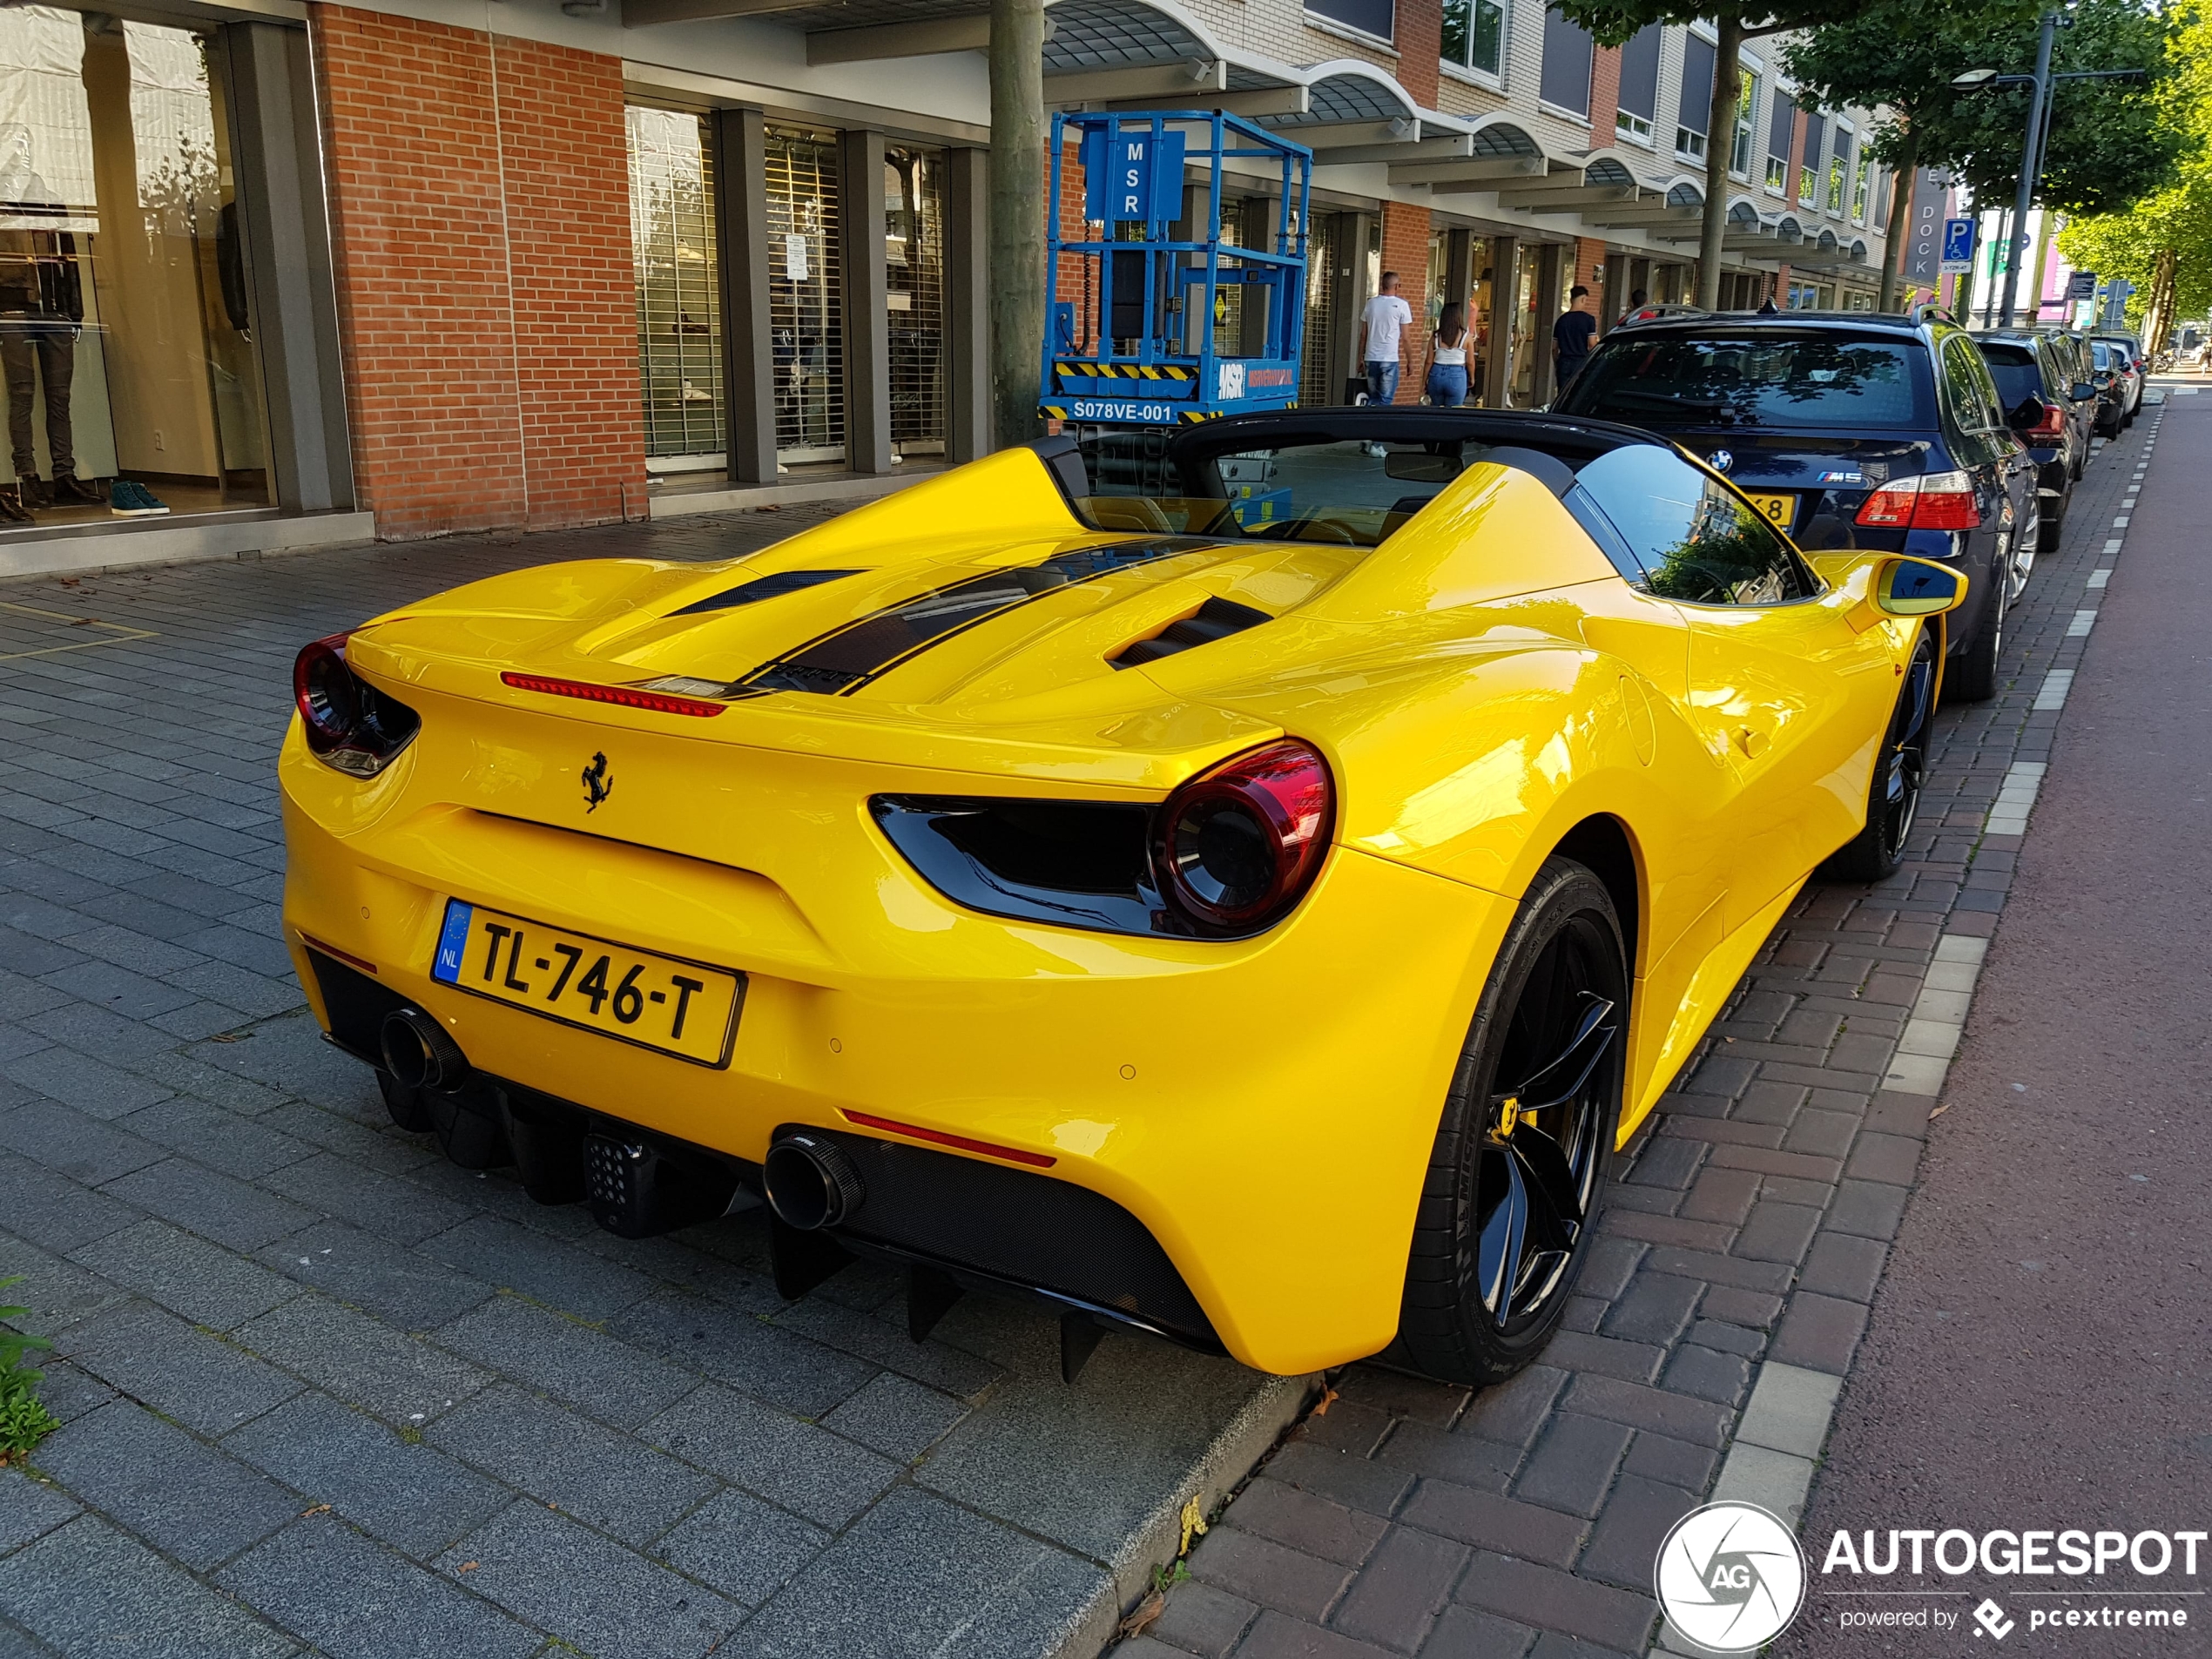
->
[1041, 110, 1312, 439]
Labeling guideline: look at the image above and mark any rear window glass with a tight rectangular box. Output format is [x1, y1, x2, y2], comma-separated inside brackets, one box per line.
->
[1559, 334, 1930, 429]
[1976, 343, 2045, 408]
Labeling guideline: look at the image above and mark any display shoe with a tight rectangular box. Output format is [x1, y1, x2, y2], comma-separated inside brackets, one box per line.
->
[109, 480, 171, 517]
[0, 487, 32, 524]
[53, 474, 105, 505]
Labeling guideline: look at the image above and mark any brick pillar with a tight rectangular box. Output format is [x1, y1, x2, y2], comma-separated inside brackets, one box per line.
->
[1590, 45, 1622, 145]
[1573, 236, 1607, 301]
[1379, 200, 1430, 402]
[312, 6, 644, 539]
[1395, 0, 1442, 109]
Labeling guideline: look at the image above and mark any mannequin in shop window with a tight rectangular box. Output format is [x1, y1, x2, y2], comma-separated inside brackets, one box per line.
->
[0, 123, 105, 523]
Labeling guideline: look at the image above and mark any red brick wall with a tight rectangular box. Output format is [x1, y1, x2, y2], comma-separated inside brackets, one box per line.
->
[312, 6, 644, 539]
[1573, 236, 1608, 303]
[1395, 0, 1442, 109]
[1379, 200, 1431, 403]
[1590, 46, 1621, 145]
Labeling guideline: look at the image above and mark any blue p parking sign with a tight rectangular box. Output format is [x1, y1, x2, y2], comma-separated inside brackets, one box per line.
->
[1939, 218, 1975, 273]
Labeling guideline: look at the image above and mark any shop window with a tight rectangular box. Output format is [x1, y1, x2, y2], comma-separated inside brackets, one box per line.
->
[626, 107, 722, 472]
[765, 126, 844, 466]
[1298, 211, 1339, 407]
[1442, 0, 1506, 77]
[0, 9, 266, 529]
[885, 146, 944, 458]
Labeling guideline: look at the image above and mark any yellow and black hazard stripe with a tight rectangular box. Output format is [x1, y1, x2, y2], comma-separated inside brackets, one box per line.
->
[1052, 362, 1196, 382]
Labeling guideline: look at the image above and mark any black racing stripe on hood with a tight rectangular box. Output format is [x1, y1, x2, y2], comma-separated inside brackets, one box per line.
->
[743, 536, 1222, 696]
[670, 568, 865, 616]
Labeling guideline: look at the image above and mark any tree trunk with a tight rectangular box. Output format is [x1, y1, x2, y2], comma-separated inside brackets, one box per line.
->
[2142, 245, 2178, 355]
[988, 0, 1046, 448]
[1878, 125, 1919, 314]
[1696, 16, 1742, 312]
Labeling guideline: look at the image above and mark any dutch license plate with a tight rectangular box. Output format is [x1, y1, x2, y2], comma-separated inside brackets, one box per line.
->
[1743, 491, 1797, 529]
[430, 900, 743, 1067]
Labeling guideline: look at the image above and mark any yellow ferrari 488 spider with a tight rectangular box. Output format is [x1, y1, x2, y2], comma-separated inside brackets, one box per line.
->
[280, 410, 1962, 1385]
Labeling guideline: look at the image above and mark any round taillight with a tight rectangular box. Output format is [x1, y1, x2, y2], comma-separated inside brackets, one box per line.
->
[293, 633, 361, 753]
[1155, 739, 1334, 933]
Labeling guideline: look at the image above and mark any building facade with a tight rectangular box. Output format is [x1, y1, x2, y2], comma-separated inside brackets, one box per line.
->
[0, 0, 1900, 570]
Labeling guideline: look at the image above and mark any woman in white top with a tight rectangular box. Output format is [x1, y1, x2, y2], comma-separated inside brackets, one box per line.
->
[1425, 303, 1472, 408]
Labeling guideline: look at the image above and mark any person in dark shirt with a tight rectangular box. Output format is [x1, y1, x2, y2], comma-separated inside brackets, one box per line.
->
[1552, 284, 1597, 392]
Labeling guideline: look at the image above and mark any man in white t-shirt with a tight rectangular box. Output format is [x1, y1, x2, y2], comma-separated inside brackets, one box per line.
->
[1359, 272, 1413, 407]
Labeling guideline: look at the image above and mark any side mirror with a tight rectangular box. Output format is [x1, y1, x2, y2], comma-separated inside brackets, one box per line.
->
[2006, 397, 2046, 429]
[2071, 381, 2095, 401]
[1873, 556, 1966, 617]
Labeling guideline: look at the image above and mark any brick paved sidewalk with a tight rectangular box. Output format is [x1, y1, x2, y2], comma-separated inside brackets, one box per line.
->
[1121, 410, 2159, 1659]
[0, 508, 1306, 1659]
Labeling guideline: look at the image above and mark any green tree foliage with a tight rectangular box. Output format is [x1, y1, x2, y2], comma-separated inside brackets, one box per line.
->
[1910, 0, 2180, 217]
[2059, 7, 2212, 349]
[1784, 0, 2176, 307]
[1558, 0, 1875, 310]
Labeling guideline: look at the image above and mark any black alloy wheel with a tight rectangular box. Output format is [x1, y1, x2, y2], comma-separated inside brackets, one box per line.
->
[1397, 857, 1627, 1386]
[1823, 627, 1937, 882]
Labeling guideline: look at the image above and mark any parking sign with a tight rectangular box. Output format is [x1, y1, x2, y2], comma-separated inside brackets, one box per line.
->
[1939, 218, 1975, 274]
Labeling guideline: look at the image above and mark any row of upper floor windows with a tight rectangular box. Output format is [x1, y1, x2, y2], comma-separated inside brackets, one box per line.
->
[1303, 0, 1885, 229]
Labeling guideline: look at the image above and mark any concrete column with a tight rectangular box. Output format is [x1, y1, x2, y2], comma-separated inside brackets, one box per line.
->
[1485, 236, 1517, 408]
[220, 21, 353, 512]
[711, 108, 778, 485]
[944, 145, 989, 461]
[1336, 212, 1374, 401]
[840, 127, 891, 474]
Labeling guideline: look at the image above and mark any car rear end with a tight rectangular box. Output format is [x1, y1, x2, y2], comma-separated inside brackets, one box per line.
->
[1975, 334, 2074, 533]
[1553, 315, 2004, 669]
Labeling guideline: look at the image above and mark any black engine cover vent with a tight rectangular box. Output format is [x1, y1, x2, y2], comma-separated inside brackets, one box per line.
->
[1110, 597, 1271, 669]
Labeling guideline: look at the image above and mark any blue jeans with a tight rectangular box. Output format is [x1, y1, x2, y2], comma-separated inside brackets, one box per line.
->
[1555, 353, 1589, 392]
[1363, 361, 1399, 405]
[1426, 363, 1469, 407]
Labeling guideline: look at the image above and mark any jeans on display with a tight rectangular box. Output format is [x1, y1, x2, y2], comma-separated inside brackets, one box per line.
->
[1426, 364, 1469, 407]
[1363, 360, 1399, 405]
[0, 320, 77, 480]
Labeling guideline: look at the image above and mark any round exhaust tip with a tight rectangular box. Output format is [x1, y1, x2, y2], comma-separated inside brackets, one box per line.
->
[380, 1007, 469, 1093]
[764, 1133, 865, 1231]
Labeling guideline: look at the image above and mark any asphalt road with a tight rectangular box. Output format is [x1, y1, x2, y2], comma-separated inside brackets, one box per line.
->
[1785, 388, 2212, 1654]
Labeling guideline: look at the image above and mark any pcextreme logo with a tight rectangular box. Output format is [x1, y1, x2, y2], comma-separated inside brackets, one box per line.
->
[1656, 1501, 1808, 1652]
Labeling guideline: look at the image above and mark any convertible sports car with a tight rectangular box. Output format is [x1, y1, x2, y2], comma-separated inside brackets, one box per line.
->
[280, 409, 1961, 1384]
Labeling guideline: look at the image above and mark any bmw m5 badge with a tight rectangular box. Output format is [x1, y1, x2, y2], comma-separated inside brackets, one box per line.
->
[581, 752, 614, 813]
[1709, 449, 1732, 472]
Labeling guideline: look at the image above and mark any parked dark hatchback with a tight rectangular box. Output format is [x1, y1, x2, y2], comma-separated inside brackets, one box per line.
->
[2087, 340, 2135, 435]
[1973, 330, 2094, 548]
[1551, 309, 2036, 701]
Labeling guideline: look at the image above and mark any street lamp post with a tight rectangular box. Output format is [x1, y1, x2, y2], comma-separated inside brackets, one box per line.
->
[1999, 10, 2060, 328]
[1952, 33, 2154, 330]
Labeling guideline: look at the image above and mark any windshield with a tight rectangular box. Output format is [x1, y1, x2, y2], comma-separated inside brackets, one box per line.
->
[1558, 334, 1931, 429]
[1074, 435, 1516, 549]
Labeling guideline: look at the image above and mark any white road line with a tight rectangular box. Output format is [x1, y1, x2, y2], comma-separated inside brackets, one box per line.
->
[2033, 669, 2075, 711]
[2088, 569, 2112, 588]
[2104, 537, 2125, 554]
[2068, 610, 2097, 637]
[2114, 516, 2130, 528]
[1885, 933, 1993, 1095]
